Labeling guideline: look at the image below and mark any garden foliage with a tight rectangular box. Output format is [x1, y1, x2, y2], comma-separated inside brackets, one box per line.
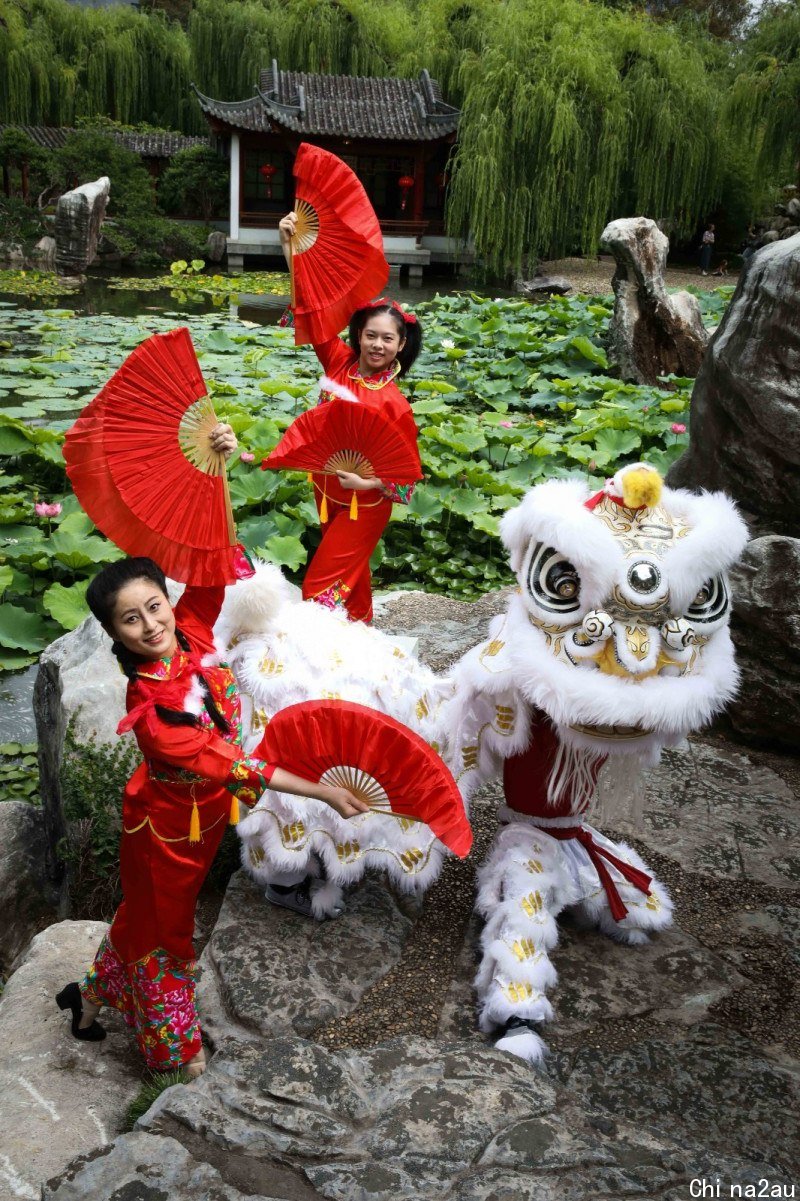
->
[0, 0, 793, 267]
[0, 286, 730, 668]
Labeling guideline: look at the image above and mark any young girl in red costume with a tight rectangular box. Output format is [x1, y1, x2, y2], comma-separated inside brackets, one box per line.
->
[278, 211, 423, 624]
[56, 423, 367, 1077]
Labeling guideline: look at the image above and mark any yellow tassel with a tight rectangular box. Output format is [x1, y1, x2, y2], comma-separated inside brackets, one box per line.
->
[349, 490, 358, 521]
[229, 793, 240, 827]
[622, 467, 663, 510]
[188, 799, 201, 844]
[307, 472, 313, 484]
[320, 484, 328, 524]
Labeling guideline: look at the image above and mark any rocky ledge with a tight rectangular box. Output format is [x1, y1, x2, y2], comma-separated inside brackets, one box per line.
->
[4, 590, 798, 1200]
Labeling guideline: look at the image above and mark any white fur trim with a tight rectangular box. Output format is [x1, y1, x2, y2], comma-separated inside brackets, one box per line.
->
[494, 1027, 549, 1064]
[660, 486, 749, 612]
[217, 560, 293, 643]
[319, 375, 359, 403]
[311, 878, 346, 918]
[183, 675, 205, 716]
[501, 479, 622, 610]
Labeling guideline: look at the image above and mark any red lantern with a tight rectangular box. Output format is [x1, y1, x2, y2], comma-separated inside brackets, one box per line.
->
[398, 173, 415, 213]
[259, 163, 277, 200]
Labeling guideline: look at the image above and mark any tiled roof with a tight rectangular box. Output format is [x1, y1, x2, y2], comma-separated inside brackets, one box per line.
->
[0, 125, 208, 157]
[193, 65, 459, 142]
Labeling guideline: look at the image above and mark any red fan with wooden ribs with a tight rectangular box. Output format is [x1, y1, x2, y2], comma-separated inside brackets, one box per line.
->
[64, 327, 239, 586]
[258, 699, 472, 858]
[288, 142, 389, 345]
[263, 398, 422, 484]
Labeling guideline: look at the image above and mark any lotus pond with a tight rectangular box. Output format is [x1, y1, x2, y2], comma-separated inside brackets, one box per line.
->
[0, 274, 732, 691]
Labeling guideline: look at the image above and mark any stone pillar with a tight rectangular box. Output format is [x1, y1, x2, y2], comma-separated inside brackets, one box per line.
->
[33, 660, 68, 904]
[600, 216, 708, 386]
[54, 176, 110, 275]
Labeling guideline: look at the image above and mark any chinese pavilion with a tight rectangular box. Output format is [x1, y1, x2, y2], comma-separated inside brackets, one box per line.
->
[192, 63, 461, 275]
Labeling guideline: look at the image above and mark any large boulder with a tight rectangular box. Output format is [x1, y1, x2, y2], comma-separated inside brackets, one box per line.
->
[668, 233, 800, 748]
[203, 229, 227, 264]
[54, 177, 110, 275]
[600, 216, 708, 385]
[0, 241, 25, 269]
[0, 919, 142, 1200]
[668, 232, 800, 531]
[0, 801, 62, 973]
[32, 235, 57, 272]
[727, 536, 800, 748]
[34, 615, 128, 894]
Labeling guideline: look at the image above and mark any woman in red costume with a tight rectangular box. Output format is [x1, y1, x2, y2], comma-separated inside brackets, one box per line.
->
[278, 211, 423, 623]
[56, 425, 368, 1076]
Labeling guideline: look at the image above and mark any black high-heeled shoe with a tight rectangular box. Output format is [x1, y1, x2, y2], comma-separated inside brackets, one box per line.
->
[55, 982, 107, 1041]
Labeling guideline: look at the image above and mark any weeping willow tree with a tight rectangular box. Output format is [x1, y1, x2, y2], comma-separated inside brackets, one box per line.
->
[0, 0, 196, 130]
[444, 0, 726, 271]
[0, 0, 766, 269]
[727, 2, 800, 185]
[187, 0, 411, 101]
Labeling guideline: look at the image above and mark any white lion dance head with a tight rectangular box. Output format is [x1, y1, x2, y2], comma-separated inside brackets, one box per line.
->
[496, 462, 749, 769]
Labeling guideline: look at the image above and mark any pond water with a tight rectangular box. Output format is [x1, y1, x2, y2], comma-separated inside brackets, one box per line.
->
[0, 266, 508, 741]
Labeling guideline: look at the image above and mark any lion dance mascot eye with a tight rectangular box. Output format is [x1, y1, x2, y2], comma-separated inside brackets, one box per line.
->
[221, 461, 747, 1063]
[446, 462, 748, 1062]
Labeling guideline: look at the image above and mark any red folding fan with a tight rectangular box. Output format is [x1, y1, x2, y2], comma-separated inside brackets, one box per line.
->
[263, 398, 421, 484]
[288, 142, 389, 346]
[257, 699, 472, 858]
[64, 328, 239, 587]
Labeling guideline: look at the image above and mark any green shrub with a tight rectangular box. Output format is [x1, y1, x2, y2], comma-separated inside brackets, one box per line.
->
[158, 145, 228, 221]
[0, 196, 45, 247]
[59, 722, 141, 919]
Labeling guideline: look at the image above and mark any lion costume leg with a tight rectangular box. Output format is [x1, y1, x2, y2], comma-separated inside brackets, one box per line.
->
[473, 821, 581, 1065]
[567, 826, 674, 945]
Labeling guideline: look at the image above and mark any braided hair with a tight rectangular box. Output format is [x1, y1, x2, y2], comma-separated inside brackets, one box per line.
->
[86, 557, 229, 734]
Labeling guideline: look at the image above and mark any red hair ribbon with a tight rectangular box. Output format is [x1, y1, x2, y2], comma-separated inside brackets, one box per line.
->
[365, 297, 418, 325]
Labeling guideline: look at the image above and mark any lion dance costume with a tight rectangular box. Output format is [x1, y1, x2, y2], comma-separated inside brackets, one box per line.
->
[221, 463, 747, 1061]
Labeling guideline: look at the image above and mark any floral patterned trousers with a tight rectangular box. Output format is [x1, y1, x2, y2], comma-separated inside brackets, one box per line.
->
[81, 934, 202, 1069]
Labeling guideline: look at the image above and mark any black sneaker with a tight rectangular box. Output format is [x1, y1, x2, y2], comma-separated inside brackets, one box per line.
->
[264, 877, 315, 917]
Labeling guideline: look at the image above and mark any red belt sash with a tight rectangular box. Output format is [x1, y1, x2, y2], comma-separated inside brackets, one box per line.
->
[546, 825, 652, 921]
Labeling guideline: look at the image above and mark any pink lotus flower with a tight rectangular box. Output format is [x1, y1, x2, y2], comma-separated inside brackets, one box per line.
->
[240, 451, 255, 463]
[499, 421, 513, 428]
[34, 502, 62, 518]
[671, 422, 686, 434]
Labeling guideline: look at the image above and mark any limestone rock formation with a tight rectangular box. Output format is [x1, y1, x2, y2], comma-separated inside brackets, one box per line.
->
[0, 242, 25, 269]
[54, 177, 110, 275]
[668, 233, 800, 529]
[204, 229, 227, 263]
[0, 920, 141, 1200]
[668, 233, 800, 748]
[32, 235, 57, 272]
[515, 274, 572, 298]
[0, 801, 62, 973]
[600, 216, 708, 384]
[727, 537, 800, 747]
[10, 589, 800, 1199]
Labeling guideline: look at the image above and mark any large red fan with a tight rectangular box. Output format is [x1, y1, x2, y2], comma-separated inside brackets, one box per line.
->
[64, 328, 238, 586]
[289, 142, 389, 346]
[258, 699, 472, 858]
[263, 398, 422, 485]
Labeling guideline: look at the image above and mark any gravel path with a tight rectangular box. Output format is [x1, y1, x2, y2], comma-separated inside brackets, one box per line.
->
[539, 254, 738, 296]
